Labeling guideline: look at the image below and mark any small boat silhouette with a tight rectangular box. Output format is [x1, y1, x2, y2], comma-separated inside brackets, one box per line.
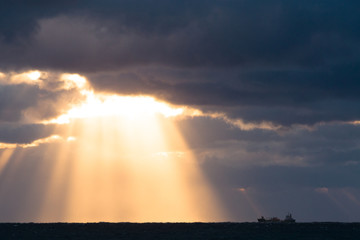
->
[258, 213, 295, 223]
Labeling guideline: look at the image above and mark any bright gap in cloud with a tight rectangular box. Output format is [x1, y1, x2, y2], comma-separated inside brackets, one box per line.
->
[48, 91, 185, 124]
[61, 73, 87, 90]
[0, 135, 64, 149]
[11, 70, 42, 84]
[0, 71, 225, 222]
[27, 71, 42, 81]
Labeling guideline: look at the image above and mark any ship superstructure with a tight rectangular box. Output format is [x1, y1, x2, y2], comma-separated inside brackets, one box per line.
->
[258, 213, 295, 223]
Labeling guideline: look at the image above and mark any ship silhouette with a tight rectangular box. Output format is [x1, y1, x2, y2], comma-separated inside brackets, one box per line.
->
[258, 213, 295, 223]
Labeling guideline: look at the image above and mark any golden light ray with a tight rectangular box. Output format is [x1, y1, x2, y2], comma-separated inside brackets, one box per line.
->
[58, 112, 226, 222]
[0, 72, 227, 222]
[315, 188, 352, 218]
[0, 148, 15, 176]
[0, 72, 6, 79]
[236, 188, 263, 217]
[38, 126, 76, 222]
[342, 189, 360, 207]
[0, 147, 46, 221]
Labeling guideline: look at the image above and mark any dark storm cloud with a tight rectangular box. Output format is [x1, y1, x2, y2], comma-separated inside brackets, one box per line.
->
[0, 123, 55, 144]
[89, 66, 360, 126]
[0, 80, 81, 144]
[0, 82, 83, 123]
[2, 0, 360, 68]
[0, 84, 40, 122]
[177, 117, 360, 167]
[1, 0, 360, 126]
[0, 0, 75, 41]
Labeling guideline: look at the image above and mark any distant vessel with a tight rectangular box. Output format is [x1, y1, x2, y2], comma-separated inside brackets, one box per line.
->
[283, 213, 296, 223]
[258, 213, 295, 223]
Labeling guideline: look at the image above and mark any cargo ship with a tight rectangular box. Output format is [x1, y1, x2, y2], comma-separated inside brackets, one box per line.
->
[258, 213, 295, 223]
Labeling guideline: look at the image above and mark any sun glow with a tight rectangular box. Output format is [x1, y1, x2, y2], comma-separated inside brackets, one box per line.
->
[36, 112, 226, 222]
[0, 72, 6, 79]
[48, 90, 185, 124]
[0, 72, 227, 222]
[61, 73, 87, 90]
[27, 71, 42, 81]
[9, 70, 42, 85]
[0, 135, 62, 150]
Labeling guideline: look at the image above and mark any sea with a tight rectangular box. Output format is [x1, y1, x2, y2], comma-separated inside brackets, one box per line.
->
[0, 222, 359, 239]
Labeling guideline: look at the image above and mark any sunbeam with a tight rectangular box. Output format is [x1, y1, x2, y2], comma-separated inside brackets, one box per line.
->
[55, 113, 225, 222]
[0, 72, 226, 222]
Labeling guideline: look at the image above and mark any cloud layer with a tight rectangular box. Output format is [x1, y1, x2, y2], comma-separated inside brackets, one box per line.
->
[2, 1, 360, 126]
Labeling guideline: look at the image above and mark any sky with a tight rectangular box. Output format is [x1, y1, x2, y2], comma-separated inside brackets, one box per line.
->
[0, 0, 360, 222]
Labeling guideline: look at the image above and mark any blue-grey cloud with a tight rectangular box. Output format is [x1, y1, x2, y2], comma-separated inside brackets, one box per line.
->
[0, 75, 85, 123]
[177, 117, 360, 167]
[1, 1, 360, 126]
[1, 0, 359, 68]
[0, 123, 55, 144]
[0, 84, 40, 122]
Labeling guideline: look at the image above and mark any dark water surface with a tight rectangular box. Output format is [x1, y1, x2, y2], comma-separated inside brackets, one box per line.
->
[0, 222, 359, 240]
